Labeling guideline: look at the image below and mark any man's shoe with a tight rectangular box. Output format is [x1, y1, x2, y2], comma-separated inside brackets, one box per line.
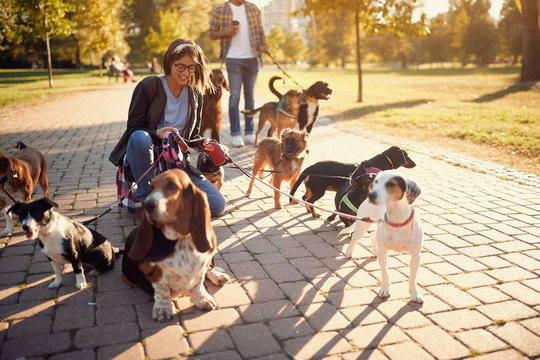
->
[244, 134, 256, 145]
[232, 135, 244, 147]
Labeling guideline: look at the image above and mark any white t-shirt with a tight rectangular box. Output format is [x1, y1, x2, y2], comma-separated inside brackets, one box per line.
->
[226, 3, 256, 59]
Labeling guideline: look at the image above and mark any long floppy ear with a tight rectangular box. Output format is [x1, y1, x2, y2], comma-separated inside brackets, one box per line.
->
[7, 201, 23, 215]
[38, 197, 58, 210]
[128, 213, 154, 261]
[406, 179, 421, 204]
[189, 186, 216, 253]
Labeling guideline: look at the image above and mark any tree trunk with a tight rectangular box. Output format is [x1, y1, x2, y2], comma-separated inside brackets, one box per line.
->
[355, 8, 363, 102]
[520, 0, 540, 81]
[44, 11, 53, 88]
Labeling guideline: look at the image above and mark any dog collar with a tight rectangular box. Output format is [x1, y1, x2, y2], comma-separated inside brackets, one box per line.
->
[383, 207, 415, 228]
[304, 94, 319, 104]
[383, 154, 395, 168]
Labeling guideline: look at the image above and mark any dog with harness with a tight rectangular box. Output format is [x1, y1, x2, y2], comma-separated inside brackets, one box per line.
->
[290, 146, 416, 218]
[269, 76, 333, 134]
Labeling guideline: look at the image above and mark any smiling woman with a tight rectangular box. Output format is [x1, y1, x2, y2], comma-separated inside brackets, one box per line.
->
[108, 38, 227, 217]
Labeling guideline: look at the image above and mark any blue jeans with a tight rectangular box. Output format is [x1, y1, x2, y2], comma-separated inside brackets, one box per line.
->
[124, 130, 226, 217]
[226, 58, 259, 136]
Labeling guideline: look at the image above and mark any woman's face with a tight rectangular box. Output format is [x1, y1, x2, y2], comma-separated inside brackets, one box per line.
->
[170, 55, 196, 87]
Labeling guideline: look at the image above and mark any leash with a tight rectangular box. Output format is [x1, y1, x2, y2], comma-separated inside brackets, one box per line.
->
[82, 152, 164, 226]
[262, 50, 304, 90]
[0, 177, 18, 203]
[226, 156, 375, 223]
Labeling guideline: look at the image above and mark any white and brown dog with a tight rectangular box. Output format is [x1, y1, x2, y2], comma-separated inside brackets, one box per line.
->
[339, 170, 423, 303]
[0, 142, 49, 238]
[122, 169, 230, 321]
[9, 198, 120, 289]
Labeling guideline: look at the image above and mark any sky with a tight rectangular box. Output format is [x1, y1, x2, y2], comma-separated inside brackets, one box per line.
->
[420, 0, 504, 19]
[252, 0, 505, 20]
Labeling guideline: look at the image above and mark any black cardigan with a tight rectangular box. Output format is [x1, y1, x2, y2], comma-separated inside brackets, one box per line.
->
[109, 76, 206, 167]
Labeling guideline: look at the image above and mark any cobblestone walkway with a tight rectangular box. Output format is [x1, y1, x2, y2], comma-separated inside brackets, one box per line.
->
[0, 82, 538, 359]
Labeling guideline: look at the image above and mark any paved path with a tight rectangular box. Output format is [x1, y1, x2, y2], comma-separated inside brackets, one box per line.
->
[0, 82, 539, 360]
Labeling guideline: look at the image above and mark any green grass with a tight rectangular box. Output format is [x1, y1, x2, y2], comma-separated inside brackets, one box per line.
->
[253, 64, 540, 174]
[1, 64, 539, 174]
[0, 68, 142, 109]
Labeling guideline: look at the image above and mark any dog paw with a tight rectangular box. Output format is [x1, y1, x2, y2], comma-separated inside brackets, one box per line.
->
[152, 304, 174, 321]
[411, 292, 424, 304]
[378, 286, 391, 299]
[193, 294, 217, 311]
[48, 279, 62, 289]
[206, 268, 230, 286]
[274, 204, 282, 209]
[76, 279, 87, 289]
[0, 229, 13, 238]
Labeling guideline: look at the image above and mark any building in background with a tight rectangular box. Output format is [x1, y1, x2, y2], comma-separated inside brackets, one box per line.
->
[262, 0, 309, 40]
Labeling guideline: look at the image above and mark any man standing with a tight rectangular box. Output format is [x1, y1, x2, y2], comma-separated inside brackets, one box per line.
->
[210, 0, 268, 147]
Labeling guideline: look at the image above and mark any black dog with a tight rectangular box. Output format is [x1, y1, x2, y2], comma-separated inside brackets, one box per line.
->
[269, 76, 332, 133]
[9, 197, 120, 289]
[290, 146, 416, 217]
[329, 172, 377, 227]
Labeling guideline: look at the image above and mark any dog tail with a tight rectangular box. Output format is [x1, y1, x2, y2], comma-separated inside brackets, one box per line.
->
[241, 107, 262, 116]
[269, 76, 283, 100]
[338, 223, 356, 236]
[289, 172, 308, 202]
[15, 142, 27, 150]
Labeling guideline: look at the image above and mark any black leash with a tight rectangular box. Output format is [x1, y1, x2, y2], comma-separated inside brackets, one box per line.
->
[0, 177, 18, 203]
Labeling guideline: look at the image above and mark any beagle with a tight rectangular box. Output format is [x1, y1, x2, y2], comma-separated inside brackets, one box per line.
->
[9, 198, 120, 289]
[0, 142, 49, 238]
[121, 169, 230, 321]
[339, 170, 423, 303]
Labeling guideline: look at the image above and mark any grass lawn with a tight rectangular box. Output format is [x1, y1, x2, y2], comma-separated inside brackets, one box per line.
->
[1, 65, 539, 175]
[253, 64, 540, 176]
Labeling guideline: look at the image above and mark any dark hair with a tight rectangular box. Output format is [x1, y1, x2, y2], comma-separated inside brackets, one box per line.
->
[163, 38, 212, 92]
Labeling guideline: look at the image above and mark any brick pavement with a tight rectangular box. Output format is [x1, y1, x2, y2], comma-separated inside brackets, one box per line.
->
[0, 82, 539, 359]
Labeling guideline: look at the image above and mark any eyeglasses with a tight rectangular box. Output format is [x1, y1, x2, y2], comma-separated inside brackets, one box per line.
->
[173, 63, 196, 73]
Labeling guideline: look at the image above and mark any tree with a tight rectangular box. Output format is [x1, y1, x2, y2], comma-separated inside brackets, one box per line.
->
[9, 0, 76, 87]
[74, 0, 128, 75]
[282, 31, 306, 64]
[364, 33, 400, 63]
[498, 0, 523, 64]
[519, 0, 540, 80]
[302, 0, 424, 102]
[424, 14, 453, 65]
[266, 22, 286, 62]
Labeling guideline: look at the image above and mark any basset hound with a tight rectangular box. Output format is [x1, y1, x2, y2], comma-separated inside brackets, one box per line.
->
[121, 168, 230, 321]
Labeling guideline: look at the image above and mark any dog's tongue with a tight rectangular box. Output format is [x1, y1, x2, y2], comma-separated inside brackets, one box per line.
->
[25, 230, 34, 239]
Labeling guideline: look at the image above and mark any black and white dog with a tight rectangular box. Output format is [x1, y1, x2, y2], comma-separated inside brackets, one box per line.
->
[269, 76, 332, 133]
[9, 197, 120, 289]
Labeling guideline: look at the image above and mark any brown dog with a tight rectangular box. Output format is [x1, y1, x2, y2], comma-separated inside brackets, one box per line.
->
[0, 142, 49, 237]
[201, 69, 229, 143]
[246, 129, 308, 209]
[242, 89, 306, 146]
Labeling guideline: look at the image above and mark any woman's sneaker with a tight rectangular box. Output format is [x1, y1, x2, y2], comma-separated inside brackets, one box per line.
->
[244, 134, 255, 145]
[232, 135, 244, 147]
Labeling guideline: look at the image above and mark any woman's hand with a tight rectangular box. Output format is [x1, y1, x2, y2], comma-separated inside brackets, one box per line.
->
[156, 127, 178, 140]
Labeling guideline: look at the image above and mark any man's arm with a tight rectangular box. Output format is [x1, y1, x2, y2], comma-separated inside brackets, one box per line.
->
[209, 7, 237, 40]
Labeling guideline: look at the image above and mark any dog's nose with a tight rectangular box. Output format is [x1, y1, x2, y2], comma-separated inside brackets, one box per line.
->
[368, 191, 377, 204]
[142, 199, 156, 212]
[22, 224, 29, 231]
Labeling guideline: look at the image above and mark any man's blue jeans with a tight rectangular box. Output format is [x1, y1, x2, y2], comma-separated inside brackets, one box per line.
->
[226, 58, 259, 136]
[124, 130, 226, 217]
